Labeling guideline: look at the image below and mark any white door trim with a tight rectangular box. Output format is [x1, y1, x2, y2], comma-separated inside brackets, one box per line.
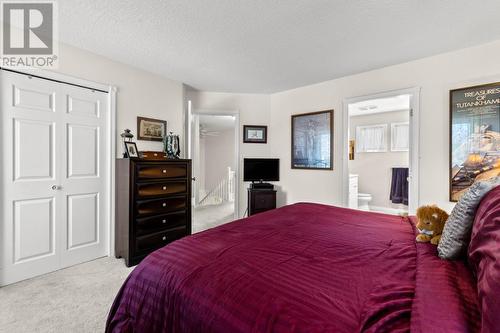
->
[0, 67, 118, 259]
[342, 87, 421, 214]
[108, 86, 117, 256]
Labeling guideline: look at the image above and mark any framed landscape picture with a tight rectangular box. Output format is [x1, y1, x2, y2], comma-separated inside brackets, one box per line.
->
[137, 116, 167, 141]
[291, 110, 333, 170]
[450, 82, 500, 201]
[243, 125, 267, 143]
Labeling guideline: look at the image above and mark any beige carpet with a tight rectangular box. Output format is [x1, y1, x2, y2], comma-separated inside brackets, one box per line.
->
[0, 257, 133, 333]
[0, 207, 236, 333]
[192, 202, 235, 233]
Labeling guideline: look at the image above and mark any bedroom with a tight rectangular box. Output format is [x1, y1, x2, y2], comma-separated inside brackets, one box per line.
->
[1, 1, 500, 332]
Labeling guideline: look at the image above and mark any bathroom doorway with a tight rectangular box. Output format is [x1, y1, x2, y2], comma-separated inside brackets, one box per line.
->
[343, 88, 420, 215]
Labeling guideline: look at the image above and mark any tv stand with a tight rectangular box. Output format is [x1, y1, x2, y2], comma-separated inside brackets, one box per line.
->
[248, 187, 277, 216]
[250, 181, 274, 190]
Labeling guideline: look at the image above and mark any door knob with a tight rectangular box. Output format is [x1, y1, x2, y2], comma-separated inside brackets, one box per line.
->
[192, 177, 196, 181]
[51, 185, 62, 190]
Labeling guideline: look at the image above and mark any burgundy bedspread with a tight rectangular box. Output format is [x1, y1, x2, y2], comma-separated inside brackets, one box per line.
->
[106, 203, 479, 333]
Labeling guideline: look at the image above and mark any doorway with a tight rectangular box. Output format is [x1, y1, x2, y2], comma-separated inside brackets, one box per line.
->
[187, 109, 239, 232]
[343, 88, 420, 215]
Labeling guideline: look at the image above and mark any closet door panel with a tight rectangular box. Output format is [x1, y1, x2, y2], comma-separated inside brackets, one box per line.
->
[1, 72, 61, 285]
[13, 197, 56, 263]
[67, 193, 99, 249]
[67, 124, 99, 178]
[13, 119, 55, 181]
[60, 85, 108, 267]
[13, 83, 55, 113]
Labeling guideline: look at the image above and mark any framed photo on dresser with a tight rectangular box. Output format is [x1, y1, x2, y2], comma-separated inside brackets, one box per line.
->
[291, 110, 333, 170]
[124, 142, 139, 158]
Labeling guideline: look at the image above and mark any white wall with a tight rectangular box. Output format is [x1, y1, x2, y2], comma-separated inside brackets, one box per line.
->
[57, 43, 184, 156]
[349, 110, 409, 209]
[202, 129, 236, 191]
[270, 40, 500, 213]
[186, 91, 271, 217]
[51, 40, 500, 214]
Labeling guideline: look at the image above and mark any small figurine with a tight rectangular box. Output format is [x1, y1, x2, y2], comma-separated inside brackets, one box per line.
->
[164, 132, 181, 159]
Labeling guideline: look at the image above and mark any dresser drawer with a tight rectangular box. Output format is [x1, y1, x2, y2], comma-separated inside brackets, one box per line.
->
[136, 196, 187, 216]
[136, 181, 187, 198]
[136, 164, 187, 179]
[135, 211, 186, 235]
[135, 226, 187, 253]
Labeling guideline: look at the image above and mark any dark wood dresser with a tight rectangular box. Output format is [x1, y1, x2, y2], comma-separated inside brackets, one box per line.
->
[115, 158, 192, 266]
[248, 188, 277, 216]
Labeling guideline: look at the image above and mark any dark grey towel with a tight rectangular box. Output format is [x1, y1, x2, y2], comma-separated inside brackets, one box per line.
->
[390, 167, 408, 205]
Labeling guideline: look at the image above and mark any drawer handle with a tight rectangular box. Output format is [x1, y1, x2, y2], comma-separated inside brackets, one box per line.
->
[162, 236, 167, 241]
[162, 186, 167, 190]
[154, 153, 158, 157]
[162, 203, 166, 207]
[162, 219, 167, 224]
[162, 169, 167, 174]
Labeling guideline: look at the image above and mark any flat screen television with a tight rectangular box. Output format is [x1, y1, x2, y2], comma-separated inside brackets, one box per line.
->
[243, 158, 280, 182]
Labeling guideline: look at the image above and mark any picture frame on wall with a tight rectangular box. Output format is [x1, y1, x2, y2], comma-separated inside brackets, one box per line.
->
[291, 110, 333, 170]
[449, 82, 500, 202]
[243, 125, 267, 143]
[137, 116, 167, 141]
[124, 141, 139, 158]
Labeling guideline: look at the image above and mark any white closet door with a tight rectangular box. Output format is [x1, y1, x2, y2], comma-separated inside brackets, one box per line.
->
[0, 71, 109, 285]
[60, 85, 108, 267]
[1, 72, 62, 285]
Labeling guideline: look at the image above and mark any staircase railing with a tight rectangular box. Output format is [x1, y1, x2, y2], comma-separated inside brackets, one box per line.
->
[199, 167, 235, 206]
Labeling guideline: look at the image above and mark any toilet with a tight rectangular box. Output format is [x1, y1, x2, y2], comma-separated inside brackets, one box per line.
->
[349, 174, 372, 211]
[357, 193, 372, 211]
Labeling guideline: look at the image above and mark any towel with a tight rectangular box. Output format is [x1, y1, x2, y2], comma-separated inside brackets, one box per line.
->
[390, 167, 409, 205]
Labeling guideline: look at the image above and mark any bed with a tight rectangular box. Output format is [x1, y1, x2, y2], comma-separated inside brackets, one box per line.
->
[106, 193, 499, 332]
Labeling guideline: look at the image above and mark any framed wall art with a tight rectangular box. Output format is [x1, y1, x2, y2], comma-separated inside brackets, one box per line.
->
[137, 116, 167, 141]
[243, 125, 267, 143]
[291, 110, 333, 170]
[450, 82, 500, 201]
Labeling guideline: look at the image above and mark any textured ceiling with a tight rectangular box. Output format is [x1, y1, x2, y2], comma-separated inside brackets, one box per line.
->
[58, 0, 500, 93]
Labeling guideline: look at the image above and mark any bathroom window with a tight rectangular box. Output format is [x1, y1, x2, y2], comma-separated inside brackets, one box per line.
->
[356, 124, 387, 152]
[391, 122, 409, 152]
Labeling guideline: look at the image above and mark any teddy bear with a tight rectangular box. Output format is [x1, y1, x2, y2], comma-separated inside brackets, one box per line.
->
[415, 205, 449, 245]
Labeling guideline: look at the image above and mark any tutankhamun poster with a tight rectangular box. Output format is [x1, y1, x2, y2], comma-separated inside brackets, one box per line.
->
[450, 82, 500, 201]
